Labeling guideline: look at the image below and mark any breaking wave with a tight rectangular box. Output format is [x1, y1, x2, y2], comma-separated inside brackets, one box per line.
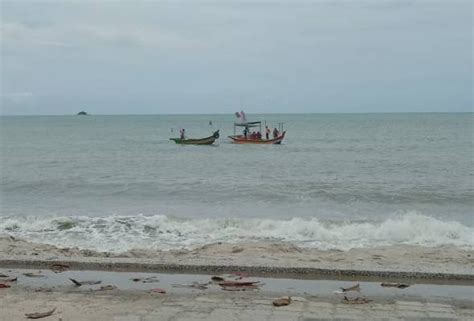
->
[0, 212, 472, 252]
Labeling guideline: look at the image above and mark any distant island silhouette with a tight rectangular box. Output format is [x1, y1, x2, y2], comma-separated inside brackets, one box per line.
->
[77, 111, 88, 115]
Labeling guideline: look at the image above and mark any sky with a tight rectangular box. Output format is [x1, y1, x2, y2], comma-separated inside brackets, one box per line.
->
[0, 0, 472, 115]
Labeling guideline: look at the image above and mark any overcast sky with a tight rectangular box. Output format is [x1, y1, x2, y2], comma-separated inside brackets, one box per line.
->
[1, 0, 472, 115]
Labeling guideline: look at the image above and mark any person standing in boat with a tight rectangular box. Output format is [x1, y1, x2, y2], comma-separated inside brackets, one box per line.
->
[180, 128, 186, 139]
[265, 126, 271, 140]
[243, 126, 249, 138]
[273, 127, 279, 139]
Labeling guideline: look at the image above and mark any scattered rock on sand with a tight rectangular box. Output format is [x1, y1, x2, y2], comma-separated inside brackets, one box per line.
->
[231, 246, 244, 253]
[273, 296, 291, 306]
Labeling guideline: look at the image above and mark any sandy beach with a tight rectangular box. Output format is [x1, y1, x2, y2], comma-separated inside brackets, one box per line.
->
[1, 236, 472, 320]
[1, 267, 473, 321]
[1, 236, 472, 281]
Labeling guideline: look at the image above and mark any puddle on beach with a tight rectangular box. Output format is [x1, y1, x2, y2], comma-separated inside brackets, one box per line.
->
[2, 268, 473, 303]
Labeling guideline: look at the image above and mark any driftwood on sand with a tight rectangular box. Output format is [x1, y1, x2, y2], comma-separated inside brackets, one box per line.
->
[0, 276, 17, 282]
[23, 272, 45, 278]
[218, 280, 262, 291]
[171, 282, 209, 290]
[218, 281, 260, 287]
[220, 284, 260, 291]
[380, 282, 410, 289]
[340, 283, 360, 292]
[25, 307, 56, 319]
[69, 278, 102, 286]
[130, 276, 160, 283]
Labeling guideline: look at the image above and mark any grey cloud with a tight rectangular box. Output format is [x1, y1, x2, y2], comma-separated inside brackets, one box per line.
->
[0, 0, 472, 114]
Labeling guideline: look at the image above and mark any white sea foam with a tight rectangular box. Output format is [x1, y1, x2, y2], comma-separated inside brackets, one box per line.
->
[0, 212, 472, 253]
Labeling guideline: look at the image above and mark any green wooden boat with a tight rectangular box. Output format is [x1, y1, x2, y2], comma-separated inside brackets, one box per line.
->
[170, 130, 219, 145]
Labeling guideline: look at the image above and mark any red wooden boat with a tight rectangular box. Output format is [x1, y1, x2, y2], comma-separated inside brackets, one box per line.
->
[228, 121, 286, 144]
[228, 131, 286, 144]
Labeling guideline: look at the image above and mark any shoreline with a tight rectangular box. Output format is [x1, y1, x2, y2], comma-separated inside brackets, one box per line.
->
[1, 236, 472, 284]
[1, 255, 473, 284]
[1, 268, 473, 320]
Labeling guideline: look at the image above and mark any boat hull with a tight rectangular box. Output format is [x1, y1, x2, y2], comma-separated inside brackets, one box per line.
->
[170, 131, 219, 145]
[228, 131, 286, 144]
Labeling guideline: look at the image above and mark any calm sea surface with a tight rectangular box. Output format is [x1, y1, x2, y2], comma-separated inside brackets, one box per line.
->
[0, 113, 472, 251]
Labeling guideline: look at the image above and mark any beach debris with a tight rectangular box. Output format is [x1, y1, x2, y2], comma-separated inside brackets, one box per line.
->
[0, 283, 11, 288]
[171, 282, 209, 290]
[211, 275, 226, 282]
[69, 278, 102, 286]
[150, 288, 166, 294]
[211, 274, 244, 282]
[219, 280, 262, 291]
[95, 285, 117, 291]
[130, 276, 160, 283]
[231, 246, 244, 253]
[220, 285, 260, 291]
[142, 277, 160, 283]
[35, 287, 53, 293]
[380, 282, 410, 289]
[219, 281, 261, 287]
[25, 307, 56, 319]
[343, 296, 372, 304]
[50, 263, 70, 273]
[273, 296, 291, 307]
[0, 276, 17, 282]
[340, 283, 361, 292]
[23, 272, 45, 278]
[0, 273, 9, 277]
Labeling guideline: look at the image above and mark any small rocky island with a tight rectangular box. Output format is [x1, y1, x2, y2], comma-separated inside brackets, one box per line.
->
[77, 111, 88, 115]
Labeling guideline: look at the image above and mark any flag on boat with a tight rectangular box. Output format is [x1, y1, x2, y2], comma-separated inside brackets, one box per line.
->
[235, 110, 247, 123]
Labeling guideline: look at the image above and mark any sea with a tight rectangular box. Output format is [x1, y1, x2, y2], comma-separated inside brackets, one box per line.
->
[0, 113, 473, 252]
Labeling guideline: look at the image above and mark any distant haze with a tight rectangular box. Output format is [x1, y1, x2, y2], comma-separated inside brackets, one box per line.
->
[1, 0, 472, 115]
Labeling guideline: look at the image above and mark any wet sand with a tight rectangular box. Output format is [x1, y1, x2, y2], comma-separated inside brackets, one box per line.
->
[1, 236, 473, 282]
[0, 268, 473, 321]
[2, 268, 473, 302]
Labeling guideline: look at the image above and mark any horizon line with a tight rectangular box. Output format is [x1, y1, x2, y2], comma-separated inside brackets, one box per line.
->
[1, 111, 473, 117]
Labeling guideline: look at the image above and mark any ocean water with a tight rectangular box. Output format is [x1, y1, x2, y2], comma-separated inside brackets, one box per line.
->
[0, 113, 473, 252]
